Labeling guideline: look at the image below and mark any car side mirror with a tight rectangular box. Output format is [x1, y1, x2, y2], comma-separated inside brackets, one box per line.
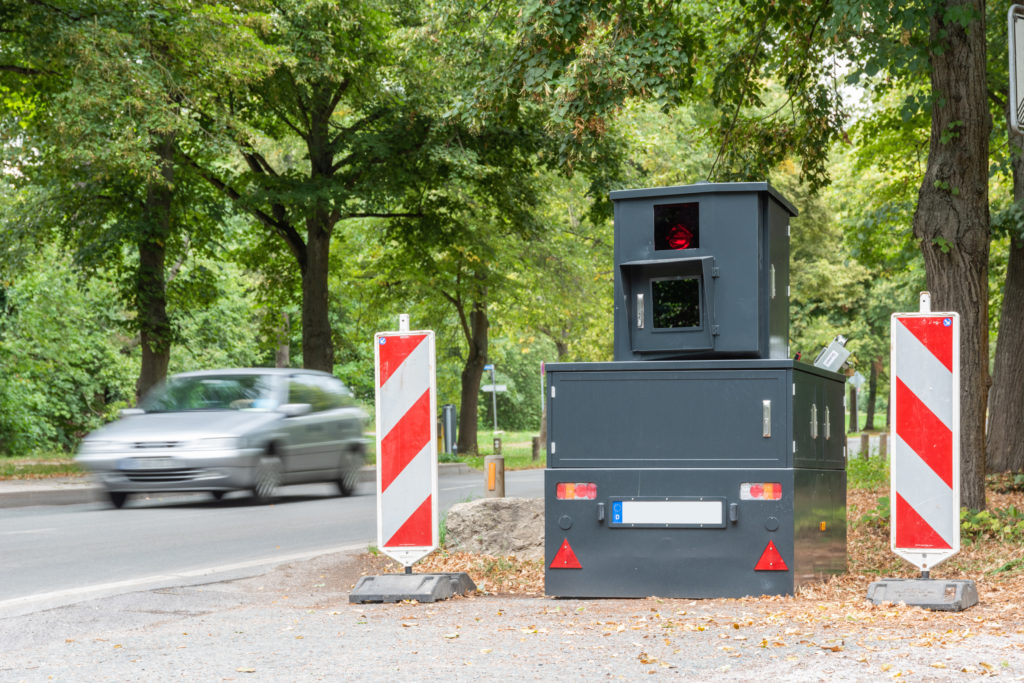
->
[279, 403, 312, 418]
[119, 408, 145, 417]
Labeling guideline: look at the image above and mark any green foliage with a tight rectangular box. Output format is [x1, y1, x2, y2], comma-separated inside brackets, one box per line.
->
[960, 506, 1024, 544]
[0, 251, 136, 454]
[477, 338, 552, 432]
[988, 472, 1024, 493]
[855, 495, 890, 531]
[168, 259, 267, 373]
[0, 456, 84, 479]
[988, 557, 1024, 575]
[847, 456, 890, 490]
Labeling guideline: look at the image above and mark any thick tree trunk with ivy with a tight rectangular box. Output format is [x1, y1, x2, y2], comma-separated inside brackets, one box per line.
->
[987, 110, 1024, 473]
[134, 136, 175, 401]
[912, 0, 990, 509]
[456, 302, 489, 456]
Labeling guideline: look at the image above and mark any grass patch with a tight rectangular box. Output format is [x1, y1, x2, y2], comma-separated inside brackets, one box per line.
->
[0, 454, 85, 480]
[453, 429, 546, 471]
[847, 453, 889, 490]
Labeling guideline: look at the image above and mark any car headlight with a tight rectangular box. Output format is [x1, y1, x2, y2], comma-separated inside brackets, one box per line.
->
[184, 437, 240, 451]
[78, 440, 124, 454]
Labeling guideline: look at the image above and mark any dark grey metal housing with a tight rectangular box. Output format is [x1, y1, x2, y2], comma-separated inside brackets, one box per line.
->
[612, 182, 795, 361]
[544, 182, 847, 599]
[544, 360, 846, 598]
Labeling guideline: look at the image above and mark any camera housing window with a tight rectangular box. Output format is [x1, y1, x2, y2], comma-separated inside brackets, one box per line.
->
[654, 202, 700, 251]
[652, 277, 701, 329]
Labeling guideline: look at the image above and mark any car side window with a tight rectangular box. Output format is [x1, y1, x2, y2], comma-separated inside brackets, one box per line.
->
[288, 376, 326, 412]
[288, 374, 353, 412]
[319, 376, 355, 409]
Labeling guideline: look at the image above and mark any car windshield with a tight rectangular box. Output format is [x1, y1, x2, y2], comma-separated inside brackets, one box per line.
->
[140, 374, 280, 412]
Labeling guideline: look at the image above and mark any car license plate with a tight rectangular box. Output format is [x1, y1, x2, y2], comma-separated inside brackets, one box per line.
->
[119, 457, 173, 471]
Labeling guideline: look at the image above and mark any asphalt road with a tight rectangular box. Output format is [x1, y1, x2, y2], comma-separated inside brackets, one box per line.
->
[0, 468, 545, 618]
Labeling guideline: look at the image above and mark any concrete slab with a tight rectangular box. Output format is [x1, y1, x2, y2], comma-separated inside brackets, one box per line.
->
[349, 572, 476, 603]
[866, 578, 978, 611]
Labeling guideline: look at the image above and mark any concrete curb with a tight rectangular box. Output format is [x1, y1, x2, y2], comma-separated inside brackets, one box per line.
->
[0, 462, 476, 509]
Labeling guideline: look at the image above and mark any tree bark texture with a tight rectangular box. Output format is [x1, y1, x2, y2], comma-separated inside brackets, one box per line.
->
[986, 107, 1024, 473]
[134, 135, 175, 401]
[987, 241, 1024, 472]
[913, 0, 990, 509]
[865, 359, 878, 431]
[457, 303, 489, 456]
[275, 311, 291, 368]
[301, 221, 334, 372]
[299, 103, 337, 373]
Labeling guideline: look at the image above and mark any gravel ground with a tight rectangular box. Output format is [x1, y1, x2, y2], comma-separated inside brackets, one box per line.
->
[3, 550, 1024, 682]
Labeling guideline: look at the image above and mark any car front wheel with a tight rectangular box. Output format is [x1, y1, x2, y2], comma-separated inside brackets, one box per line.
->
[336, 469, 359, 497]
[252, 456, 281, 503]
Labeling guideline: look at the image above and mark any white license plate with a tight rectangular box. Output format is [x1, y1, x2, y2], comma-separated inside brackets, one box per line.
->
[611, 499, 725, 527]
[120, 457, 173, 471]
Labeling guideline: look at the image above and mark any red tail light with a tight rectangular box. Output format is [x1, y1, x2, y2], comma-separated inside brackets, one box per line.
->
[740, 482, 782, 500]
[556, 482, 597, 500]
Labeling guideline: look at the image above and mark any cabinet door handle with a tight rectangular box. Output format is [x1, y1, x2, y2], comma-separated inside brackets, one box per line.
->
[636, 293, 645, 329]
[810, 403, 819, 440]
[762, 400, 771, 438]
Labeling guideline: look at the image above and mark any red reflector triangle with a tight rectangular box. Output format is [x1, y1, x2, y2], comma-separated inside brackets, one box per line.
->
[754, 540, 788, 571]
[550, 538, 582, 569]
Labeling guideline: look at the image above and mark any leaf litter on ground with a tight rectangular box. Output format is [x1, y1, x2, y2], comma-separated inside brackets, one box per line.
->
[353, 483, 1024, 652]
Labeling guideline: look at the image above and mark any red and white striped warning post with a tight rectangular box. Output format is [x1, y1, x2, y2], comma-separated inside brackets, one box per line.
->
[374, 318, 438, 568]
[890, 293, 960, 573]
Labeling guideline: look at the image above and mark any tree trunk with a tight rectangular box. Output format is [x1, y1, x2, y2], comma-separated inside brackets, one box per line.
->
[299, 105, 337, 373]
[913, 0, 990, 509]
[135, 135, 175, 401]
[457, 303, 488, 456]
[275, 311, 290, 368]
[300, 220, 334, 372]
[848, 385, 858, 433]
[987, 241, 1024, 473]
[987, 105, 1024, 473]
[865, 359, 878, 431]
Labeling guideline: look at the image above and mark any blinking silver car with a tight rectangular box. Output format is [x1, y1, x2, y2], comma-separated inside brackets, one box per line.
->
[76, 368, 367, 508]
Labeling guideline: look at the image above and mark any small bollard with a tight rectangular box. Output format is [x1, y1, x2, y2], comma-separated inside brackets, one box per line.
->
[860, 433, 870, 460]
[879, 432, 888, 461]
[493, 437, 502, 455]
[484, 455, 505, 498]
[531, 435, 541, 461]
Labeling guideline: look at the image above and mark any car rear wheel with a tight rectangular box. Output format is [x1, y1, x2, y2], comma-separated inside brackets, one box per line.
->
[253, 456, 281, 503]
[108, 491, 128, 509]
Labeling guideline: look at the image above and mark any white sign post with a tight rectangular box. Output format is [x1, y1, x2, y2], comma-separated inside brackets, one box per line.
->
[865, 293, 976, 611]
[1009, 5, 1024, 134]
[350, 315, 476, 603]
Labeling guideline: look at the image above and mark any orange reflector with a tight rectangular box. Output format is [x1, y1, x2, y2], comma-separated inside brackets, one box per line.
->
[819, 521, 827, 532]
[550, 538, 582, 569]
[487, 462, 496, 491]
[754, 540, 788, 571]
